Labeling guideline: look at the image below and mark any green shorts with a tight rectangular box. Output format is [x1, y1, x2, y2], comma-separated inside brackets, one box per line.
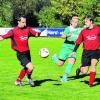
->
[59, 43, 76, 61]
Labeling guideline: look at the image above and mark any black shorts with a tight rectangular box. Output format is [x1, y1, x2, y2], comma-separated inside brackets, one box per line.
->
[16, 50, 31, 67]
[81, 50, 100, 67]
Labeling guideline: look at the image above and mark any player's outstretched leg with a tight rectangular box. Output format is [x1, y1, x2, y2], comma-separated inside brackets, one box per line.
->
[52, 54, 58, 64]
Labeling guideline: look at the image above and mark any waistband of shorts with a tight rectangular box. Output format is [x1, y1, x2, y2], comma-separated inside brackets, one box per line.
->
[83, 49, 99, 52]
[64, 40, 75, 44]
[16, 50, 30, 54]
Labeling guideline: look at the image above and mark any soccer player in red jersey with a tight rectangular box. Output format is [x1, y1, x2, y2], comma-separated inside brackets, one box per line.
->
[0, 15, 41, 87]
[71, 15, 100, 87]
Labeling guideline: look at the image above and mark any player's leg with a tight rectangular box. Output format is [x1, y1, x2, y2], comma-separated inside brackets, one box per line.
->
[15, 51, 35, 86]
[52, 44, 67, 66]
[76, 65, 82, 76]
[26, 62, 35, 87]
[52, 53, 59, 64]
[52, 54, 65, 66]
[61, 50, 76, 82]
[61, 58, 76, 82]
[24, 51, 33, 79]
[89, 50, 100, 86]
[80, 50, 90, 74]
[24, 50, 35, 87]
[75, 50, 89, 76]
[81, 50, 97, 87]
[76, 66, 89, 76]
[15, 52, 26, 86]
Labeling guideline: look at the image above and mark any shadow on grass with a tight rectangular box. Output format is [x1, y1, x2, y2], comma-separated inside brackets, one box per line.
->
[53, 83, 62, 86]
[68, 74, 89, 80]
[80, 78, 100, 87]
[23, 79, 58, 87]
[59, 74, 89, 81]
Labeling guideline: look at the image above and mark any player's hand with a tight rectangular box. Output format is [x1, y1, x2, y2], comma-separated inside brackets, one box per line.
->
[34, 29, 41, 37]
[0, 36, 3, 41]
[36, 31, 41, 37]
[67, 33, 72, 37]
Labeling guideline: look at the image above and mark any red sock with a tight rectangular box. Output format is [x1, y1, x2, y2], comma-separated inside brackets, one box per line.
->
[26, 69, 32, 79]
[18, 69, 26, 80]
[89, 71, 96, 85]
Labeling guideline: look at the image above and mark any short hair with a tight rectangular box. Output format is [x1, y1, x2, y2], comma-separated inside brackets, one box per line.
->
[70, 15, 79, 20]
[72, 16, 79, 20]
[16, 15, 26, 21]
[70, 15, 79, 24]
[84, 15, 94, 22]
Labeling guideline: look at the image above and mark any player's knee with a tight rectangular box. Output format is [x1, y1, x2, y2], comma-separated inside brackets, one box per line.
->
[68, 58, 75, 64]
[26, 62, 34, 70]
[81, 69, 88, 74]
[58, 62, 63, 66]
[68, 60, 75, 64]
[91, 59, 98, 66]
[58, 60, 64, 66]
[80, 66, 88, 74]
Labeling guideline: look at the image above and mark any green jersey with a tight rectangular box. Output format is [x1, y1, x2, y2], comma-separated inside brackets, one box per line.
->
[64, 26, 82, 42]
[58, 26, 84, 60]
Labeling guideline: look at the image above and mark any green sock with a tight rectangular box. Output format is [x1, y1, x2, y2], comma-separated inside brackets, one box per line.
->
[52, 54, 58, 64]
[64, 63, 73, 75]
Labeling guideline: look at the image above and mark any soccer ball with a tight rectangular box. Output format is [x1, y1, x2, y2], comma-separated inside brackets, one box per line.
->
[39, 48, 49, 58]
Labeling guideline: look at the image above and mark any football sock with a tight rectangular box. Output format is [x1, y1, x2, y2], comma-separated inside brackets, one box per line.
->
[26, 69, 33, 79]
[52, 54, 58, 64]
[61, 74, 68, 82]
[64, 63, 73, 75]
[89, 71, 96, 86]
[61, 63, 73, 82]
[18, 69, 26, 80]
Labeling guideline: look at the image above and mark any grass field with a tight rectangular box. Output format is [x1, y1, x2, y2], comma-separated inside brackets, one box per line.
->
[0, 37, 100, 100]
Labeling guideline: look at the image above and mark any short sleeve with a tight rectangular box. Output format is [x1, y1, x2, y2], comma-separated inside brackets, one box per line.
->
[63, 27, 70, 35]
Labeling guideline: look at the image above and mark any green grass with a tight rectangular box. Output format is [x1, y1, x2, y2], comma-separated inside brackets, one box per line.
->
[0, 37, 100, 100]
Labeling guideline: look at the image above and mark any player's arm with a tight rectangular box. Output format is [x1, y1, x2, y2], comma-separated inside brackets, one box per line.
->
[0, 30, 13, 40]
[61, 33, 72, 39]
[0, 36, 4, 41]
[29, 27, 41, 37]
[61, 27, 72, 39]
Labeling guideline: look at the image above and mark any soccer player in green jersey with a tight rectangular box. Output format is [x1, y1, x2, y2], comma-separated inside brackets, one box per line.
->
[52, 16, 82, 82]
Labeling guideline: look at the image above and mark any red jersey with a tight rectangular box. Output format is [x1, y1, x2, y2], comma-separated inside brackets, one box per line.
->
[75, 26, 100, 50]
[2, 26, 38, 52]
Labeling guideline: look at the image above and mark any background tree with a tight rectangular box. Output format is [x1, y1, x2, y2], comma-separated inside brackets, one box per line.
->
[0, 0, 12, 27]
[0, 0, 100, 27]
[38, 0, 100, 27]
[11, 0, 51, 27]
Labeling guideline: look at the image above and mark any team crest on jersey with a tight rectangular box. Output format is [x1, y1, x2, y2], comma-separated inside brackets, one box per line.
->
[86, 35, 97, 40]
[19, 36, 28, 40]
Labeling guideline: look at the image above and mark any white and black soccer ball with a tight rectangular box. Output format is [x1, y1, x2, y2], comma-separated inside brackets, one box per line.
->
[39, 48, 49, 58]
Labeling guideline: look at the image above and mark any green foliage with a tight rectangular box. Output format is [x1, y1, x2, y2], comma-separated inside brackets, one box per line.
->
[0, 0, 12, 27]
[49, 0, 100, 26]
[37, 0, 100, 27]
[38, 7, 63, 27]
[0, 0, 100, 27]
